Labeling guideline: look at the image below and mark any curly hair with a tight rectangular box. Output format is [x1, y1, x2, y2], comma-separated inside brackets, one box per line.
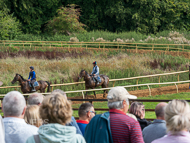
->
[40, 93, 72, 125]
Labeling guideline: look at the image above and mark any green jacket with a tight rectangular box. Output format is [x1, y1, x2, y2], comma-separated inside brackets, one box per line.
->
[26, 124, 86, 143]
[84, 112, 113, 143]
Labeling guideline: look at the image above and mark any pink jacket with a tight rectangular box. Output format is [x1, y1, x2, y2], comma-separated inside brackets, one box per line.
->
[152, 131, 190, 143]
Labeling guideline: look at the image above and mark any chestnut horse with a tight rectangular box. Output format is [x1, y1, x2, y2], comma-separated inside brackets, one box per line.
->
[11, 73, 50, 93]
[78, 70, 109, 98]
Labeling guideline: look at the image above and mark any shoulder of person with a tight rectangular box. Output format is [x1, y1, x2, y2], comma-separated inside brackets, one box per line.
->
[72, 134, 86, 143]
[26, 135, 35, 143]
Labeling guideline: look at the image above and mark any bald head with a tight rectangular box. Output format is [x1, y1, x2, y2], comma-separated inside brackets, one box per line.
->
[155, 102, 168, 119]
[27, 93, 44, 105]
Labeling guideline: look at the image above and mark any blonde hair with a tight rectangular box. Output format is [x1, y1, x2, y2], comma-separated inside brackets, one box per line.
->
[129, 102, 144, 118]
[165, 99, 190, 134]
[24, 105, 42, 127]
[40, 93, 72, 125]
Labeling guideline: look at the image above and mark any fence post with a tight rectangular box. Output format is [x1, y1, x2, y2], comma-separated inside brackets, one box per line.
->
[136, 44, 138, 53]
[158, 76, 161, 87]
[99, 43, 100, 49]
[136, 79, 139, 90]
[51, 86, 54, 92]
[152, 45, 154, 51]
[147, 85, 151, 96]
[174, 83, 178, 93]
[167, 45, 169, 51]
[113, 81, 116, 87]
[82, 91, 85, 103]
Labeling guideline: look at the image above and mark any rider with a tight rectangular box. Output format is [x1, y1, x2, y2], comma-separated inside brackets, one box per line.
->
[91, 61, 101, 85]
[28, 66, 36, 91]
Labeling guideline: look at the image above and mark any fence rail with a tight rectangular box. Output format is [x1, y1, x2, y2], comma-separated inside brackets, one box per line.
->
[0, 70, 188, 92]
[1, 41, 190, 53]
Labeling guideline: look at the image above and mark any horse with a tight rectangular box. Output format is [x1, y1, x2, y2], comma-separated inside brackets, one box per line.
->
[11, 73, 50, 93]
[78, 70, 109, 98]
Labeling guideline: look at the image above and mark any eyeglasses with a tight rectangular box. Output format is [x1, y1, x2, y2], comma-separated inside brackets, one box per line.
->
[87, 111, 96, 115]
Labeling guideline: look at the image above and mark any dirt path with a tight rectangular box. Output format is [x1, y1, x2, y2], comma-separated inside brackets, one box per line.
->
[69, 83, 190, 104]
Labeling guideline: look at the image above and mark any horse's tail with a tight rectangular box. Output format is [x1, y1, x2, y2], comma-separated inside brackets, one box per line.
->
[45, 81, 50, 92]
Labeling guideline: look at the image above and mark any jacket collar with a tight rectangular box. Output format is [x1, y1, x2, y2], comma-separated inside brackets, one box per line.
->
[76, 120, 89, 124]
[109, 109, 126, 115]
[153, 119, 166, 123]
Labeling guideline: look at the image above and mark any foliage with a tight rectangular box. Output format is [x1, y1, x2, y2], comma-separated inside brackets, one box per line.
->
[4, 0, 62, 34]
[46, 4, 86, 35]
[0, 9, 22, 40]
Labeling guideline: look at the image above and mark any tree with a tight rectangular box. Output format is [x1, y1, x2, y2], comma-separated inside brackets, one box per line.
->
[0, 8, 22, 40]
[46, 4, 86, 35]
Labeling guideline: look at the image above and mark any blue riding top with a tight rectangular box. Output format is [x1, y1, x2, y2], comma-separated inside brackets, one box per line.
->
[91, 65, 99, 75]
[28, 71, 36, 80]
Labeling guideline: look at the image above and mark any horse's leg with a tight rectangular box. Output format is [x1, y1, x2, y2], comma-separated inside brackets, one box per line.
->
[93, 91, 96, 98]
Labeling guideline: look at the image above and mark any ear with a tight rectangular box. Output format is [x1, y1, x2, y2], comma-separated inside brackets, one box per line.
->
[22, 106, 27, 116]
[87, 111, 91, 118]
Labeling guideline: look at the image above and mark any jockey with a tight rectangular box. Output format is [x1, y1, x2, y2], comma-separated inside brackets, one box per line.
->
[28, 66, 36, 91]
[91, 61, 101, 84]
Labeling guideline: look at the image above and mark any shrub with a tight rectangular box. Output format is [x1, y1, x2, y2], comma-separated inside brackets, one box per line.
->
[0, 9, 22, 40]
[46, 4, 86, 35]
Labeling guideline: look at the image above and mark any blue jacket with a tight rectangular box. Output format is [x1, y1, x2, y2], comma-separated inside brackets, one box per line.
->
[28, 71, 36, 80]
[143, 119, 166, 143]
[66, 116, 83, 136]
[84, 112, 113, 143]
[91, 65, 99, 75]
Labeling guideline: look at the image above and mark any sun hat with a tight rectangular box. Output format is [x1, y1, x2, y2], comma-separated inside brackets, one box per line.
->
[107, 86, 137, 102]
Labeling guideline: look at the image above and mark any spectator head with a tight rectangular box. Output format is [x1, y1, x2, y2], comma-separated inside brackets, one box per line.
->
[155, 102, 168, 120]
[3, 91, 26, 118]
[78, 103, 95, 122]
[40, 93, 72, 125]
[107, 86, 137, 113]
[165, 99, 190, 134]
[27, 93, 44, 105]
[129, 102, 145, 119]
[51, 89, 67, 99]
[24, 105, 42, 127]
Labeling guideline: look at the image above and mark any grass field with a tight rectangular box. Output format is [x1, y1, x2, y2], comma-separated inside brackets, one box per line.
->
[0, 50, 189, 95]
[72, 92, 190, 119]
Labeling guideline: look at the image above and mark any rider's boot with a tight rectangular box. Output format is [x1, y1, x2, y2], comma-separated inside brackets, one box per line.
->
[31, 84, 36, 91]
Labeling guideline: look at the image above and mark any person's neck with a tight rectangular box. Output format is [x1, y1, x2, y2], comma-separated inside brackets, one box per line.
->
[156, 116, 165, 120]
[117, 108, 127, 114]
[5, 116, 23, 119]
[79, 117, 89, 122]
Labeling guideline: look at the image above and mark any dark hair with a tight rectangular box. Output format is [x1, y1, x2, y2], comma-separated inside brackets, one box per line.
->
[78, 103, 94, 117]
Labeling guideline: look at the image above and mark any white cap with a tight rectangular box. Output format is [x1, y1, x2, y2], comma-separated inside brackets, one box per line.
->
[107, 86, 137, 102]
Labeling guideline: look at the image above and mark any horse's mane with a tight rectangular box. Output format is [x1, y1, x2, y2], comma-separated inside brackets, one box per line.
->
[81, 69, 88, 75]
[17, 74, 27, 81]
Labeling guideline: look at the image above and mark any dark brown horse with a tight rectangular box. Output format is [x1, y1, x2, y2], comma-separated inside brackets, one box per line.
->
[11, 73, 50, 93]
[78, 70, 109, 98]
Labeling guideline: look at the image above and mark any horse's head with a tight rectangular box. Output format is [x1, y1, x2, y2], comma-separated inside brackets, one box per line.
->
[11, 73, 20, 84]
[79, 69, 88, 79]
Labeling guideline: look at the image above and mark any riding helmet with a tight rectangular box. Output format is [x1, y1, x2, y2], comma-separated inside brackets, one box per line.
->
[30, 66, 34, 70]
[92, 61, 97, 65]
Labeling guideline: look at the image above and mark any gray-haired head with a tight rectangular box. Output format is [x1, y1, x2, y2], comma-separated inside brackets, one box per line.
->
[78, 103, 94, 117]
[27, 93, 44, 105]
[155, 102, 168, 119]
[51, 89, 67, 99]
[3, 91, 26, 117]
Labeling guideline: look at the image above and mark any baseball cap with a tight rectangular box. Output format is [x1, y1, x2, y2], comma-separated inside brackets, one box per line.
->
[107, 86, 137, 102]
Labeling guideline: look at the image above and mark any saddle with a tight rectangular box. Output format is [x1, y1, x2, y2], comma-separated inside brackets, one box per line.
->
[29, 81, 39, 87]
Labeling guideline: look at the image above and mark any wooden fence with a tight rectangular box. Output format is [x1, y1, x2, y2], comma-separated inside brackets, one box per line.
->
[0, 70, 188, 92]
[0, 41, 190, 52]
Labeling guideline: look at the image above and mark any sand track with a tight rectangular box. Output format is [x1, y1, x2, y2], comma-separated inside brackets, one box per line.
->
[69, 83, 190, 104]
